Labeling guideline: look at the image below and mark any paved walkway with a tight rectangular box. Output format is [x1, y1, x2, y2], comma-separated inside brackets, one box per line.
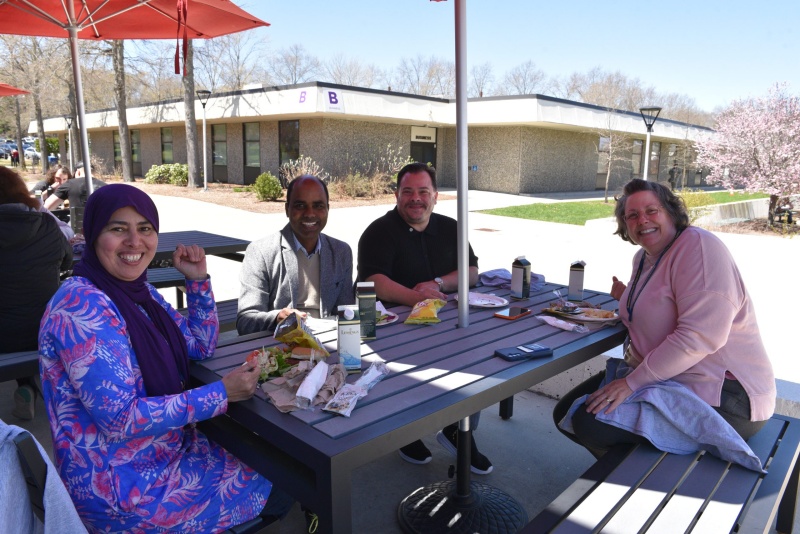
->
[6, 186, 798, 533]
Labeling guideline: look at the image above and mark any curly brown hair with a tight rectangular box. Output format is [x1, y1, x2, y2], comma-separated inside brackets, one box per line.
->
[613, 179, 690, 243]
[0, 167, 39, 209]
[44, 165, 72, 185]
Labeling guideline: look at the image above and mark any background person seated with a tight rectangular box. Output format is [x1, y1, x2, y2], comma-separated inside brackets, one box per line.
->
[43, 161, 106, 211]
[0, 167, 72, 421]
[30, 165, 71, 202]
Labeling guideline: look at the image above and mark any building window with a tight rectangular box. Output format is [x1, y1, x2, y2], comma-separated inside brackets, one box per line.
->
[596, 136, 610, 174]
[213, 125, 227, 166]
[161, 128, 173, 164]
[279, 120, 299, 165]
[244, 122, 260, 167]
[632, 140, 643, 176]
[113, 129, 140, 163]
[113, 131, 121, 163]
[131, 129, 141, 164]
[649, 141, 661, 178]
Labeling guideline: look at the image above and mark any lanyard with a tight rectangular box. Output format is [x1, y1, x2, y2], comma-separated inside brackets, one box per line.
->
[625, 230, 682, 322]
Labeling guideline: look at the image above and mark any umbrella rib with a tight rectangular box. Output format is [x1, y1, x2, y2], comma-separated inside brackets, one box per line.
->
[4, 0, 70, 29]
[75, 0, 152, 38]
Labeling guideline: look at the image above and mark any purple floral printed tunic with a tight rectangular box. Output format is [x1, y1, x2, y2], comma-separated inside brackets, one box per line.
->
[39, 277, 272, 533]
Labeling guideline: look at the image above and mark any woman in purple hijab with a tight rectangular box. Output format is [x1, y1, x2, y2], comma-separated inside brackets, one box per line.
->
[38, 184, 293, 533]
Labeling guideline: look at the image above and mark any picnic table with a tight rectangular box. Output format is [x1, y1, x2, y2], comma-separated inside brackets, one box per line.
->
[150, 230, 250, 266]
[190, 282, 627, 534]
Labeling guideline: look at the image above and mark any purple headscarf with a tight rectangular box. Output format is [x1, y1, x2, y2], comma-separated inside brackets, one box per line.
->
[73, 184, 189, 396]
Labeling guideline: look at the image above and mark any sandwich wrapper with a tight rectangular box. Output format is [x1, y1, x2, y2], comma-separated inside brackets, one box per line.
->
[536, 314, 589, 333]
[261, 361, 347, 413]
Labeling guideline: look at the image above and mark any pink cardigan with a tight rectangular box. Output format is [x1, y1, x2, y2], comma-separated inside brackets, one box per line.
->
[620, 226, 776, 421]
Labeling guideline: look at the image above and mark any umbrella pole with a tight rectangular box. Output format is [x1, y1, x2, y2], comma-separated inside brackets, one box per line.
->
[455, 0, 470, 329]
[67, 18, 93, 193]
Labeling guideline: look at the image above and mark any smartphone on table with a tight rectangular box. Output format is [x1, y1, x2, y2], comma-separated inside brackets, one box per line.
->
[494, 307, 531, 320]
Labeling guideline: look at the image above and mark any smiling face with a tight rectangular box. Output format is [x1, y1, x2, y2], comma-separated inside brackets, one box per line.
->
[285, 177, 329, 253]
[94, 206, 158, 281]
[395, 170, 438, 230]
[623, 191, 677, 256]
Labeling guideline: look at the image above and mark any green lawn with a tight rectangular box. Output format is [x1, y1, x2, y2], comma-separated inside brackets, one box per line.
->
[480, 190, 769, 226]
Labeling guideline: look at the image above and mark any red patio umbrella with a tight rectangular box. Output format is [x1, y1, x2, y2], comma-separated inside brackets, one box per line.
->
[0, 0, 269, 190]
[0, 82, 29, 96]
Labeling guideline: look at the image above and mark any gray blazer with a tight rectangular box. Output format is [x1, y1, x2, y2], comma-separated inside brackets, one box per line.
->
[237, 224, 354, 334]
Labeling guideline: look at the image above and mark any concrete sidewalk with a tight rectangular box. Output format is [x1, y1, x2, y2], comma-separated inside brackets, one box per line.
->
[5, 186, 798, 533]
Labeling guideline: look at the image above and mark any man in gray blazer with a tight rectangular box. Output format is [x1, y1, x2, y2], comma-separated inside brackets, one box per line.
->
[237, 175, 354, 334]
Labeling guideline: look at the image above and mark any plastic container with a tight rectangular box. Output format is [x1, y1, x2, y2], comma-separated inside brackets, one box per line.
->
[510, 256, 531, 300]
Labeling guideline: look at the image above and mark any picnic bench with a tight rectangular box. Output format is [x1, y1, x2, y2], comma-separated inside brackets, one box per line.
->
[524, 413, 800, 533]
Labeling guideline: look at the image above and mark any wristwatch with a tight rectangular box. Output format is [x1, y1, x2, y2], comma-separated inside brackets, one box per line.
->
[434, 277, 444, 292]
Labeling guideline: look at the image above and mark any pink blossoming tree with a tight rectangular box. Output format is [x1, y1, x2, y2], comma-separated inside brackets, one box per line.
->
[695, 83, 800, 224]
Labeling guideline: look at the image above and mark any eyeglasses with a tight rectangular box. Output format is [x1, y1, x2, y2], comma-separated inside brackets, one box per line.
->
[624, 205, 663, 223]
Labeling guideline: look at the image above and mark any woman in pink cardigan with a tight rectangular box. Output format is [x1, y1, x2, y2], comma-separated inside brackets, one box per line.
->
[554, 179, 775, 458]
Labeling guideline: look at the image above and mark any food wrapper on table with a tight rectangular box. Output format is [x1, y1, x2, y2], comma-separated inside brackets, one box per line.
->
[323, 361, 390, 417]
[261, 361, 346, 413]
[274, 311, 330, 356]
[404, 298, 446, 325]
[536, 315, 589, 333]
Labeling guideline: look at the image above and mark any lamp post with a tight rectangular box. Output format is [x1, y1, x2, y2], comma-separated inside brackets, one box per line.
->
[196, 89, 211, 191]
[639, 106, 662, 181]
[64, 115, 73, 170]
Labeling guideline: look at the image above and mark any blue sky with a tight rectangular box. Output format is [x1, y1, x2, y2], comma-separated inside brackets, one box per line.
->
[238, 0, 799, 112]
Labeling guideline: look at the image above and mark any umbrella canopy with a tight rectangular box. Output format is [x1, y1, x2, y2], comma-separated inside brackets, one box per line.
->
[0, 0, 267, 40]
[0, 82, 29, 96]
[0, 0, 268, 191]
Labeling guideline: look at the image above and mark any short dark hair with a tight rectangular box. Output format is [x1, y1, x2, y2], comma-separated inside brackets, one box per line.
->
[613, 179, 690, 243]
[286, 174, 329, 205]
[396, 162, 437, 190]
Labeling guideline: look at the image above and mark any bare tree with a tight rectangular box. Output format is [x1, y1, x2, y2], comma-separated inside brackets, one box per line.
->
[469, 62, 494, 97]
[127, 41, 184, 104]
[590, 111, 634, 202]
[321, 54, 382, 87]
[194, 33, 269, 92]
[112, 40, 134, 182]
[269, 44, 320, 85]
[394, 55, 454, 96]
[14, 96, 27, 171]
[183, 41, 201, 188]
[497, 60, 548, 95]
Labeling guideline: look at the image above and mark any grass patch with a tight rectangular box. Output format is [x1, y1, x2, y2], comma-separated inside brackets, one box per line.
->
[480, 191, 769, 226]
[703, 191, 768, 204]
[232, 186, 253, 193]
[481, 201, 615, 226]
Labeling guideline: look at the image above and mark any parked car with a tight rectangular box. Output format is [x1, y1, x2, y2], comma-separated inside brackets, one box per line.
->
[24, 146, 41, 160]
[0, 145, 9, 159]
